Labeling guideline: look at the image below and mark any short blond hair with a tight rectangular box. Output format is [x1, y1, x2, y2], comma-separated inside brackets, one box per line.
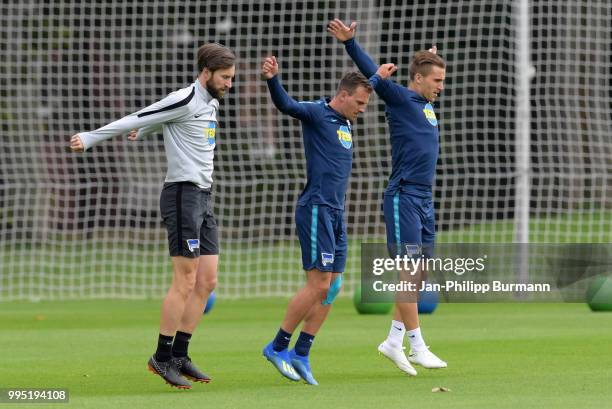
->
[409, 51, 445, 80]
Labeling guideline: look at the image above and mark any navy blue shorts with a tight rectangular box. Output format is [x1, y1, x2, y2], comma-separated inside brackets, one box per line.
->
[383, 185, 435, 258]
[295, 204, 347, 272]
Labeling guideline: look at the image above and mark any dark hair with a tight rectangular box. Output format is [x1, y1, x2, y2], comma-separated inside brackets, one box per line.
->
[409, 51, 445, 81]
[336, 71, 373, 95]
[197, 42, 236, 73]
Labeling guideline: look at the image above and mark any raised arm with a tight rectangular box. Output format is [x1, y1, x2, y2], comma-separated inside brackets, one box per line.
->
[262, 56, 313, 122]
[327, 19, 378, 78]
[371, 45, 438, 105]
[69, 89, 193, 152]
[327, 19, 405, 105]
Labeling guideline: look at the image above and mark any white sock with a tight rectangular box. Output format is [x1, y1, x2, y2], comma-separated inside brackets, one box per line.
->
[386, 320, 405, 348]
[406, 327, 427, 352]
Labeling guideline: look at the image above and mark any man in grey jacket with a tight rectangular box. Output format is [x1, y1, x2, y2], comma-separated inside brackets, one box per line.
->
[70, 42, 235, 389]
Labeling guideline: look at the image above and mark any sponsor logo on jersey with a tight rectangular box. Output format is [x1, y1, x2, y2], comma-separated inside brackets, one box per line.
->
[205, 122, 216, 146]
[337, 125, 352, 149]
[321, 252, 334, 266]
[187, 239, 200, 252]
[423, 103, 438, 126]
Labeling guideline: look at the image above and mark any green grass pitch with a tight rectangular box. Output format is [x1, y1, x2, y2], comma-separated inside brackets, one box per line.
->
[1, 298, 611, 409]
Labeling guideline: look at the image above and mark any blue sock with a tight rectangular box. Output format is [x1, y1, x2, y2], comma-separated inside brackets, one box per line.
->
[272, 328, 292, 352]
[294, 331, 315, 357]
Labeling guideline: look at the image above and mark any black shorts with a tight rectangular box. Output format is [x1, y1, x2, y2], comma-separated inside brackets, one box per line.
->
[160, 182, 219, 258]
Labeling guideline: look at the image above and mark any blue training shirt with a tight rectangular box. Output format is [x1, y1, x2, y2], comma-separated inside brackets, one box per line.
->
[266, 75, 379, 209]
[343, 38, 439, 196]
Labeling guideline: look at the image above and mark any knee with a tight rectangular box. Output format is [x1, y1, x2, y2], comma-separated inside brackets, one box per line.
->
[308, 277, 331, 297]
[195, 276, 217, 297]
[173, 270, 197, 300]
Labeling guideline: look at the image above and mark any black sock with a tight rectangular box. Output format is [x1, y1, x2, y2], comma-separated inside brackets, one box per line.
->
[294, 331, 315, 357]
[154, 334, 174, 362]
[272, 328, 292, 352]
[172, 331, 192, 358]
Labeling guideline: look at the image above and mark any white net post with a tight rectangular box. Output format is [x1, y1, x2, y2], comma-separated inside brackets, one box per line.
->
[514, 0, 532, 285]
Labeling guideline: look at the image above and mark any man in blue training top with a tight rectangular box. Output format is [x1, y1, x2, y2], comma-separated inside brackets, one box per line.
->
[329, 19, 448, 376]
[261, 55, 397, 385]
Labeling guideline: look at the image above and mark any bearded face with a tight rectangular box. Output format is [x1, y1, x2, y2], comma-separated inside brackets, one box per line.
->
[204, 66, 235, 99]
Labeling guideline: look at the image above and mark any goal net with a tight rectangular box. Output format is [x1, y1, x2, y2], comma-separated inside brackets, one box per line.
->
[1, 0, 610, 300]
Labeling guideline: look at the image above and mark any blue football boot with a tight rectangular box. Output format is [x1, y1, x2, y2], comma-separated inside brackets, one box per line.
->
[262, 342, 301, 381]
[289, 349, 319, 385]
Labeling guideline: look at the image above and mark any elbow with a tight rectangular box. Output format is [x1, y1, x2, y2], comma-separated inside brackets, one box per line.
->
[271, 101, 286, 114]
[273, 101, 292, 115]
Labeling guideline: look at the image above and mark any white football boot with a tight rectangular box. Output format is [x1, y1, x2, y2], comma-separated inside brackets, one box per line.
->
[377, 340, 417, 376]
[408, 347, 447, 369]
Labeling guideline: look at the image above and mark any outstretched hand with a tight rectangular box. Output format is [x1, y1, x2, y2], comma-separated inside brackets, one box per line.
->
[70, 134, 84, 152]
[327, 19, 356, 42]
[429, 45, 437, 54]
[261, 56, 279, 79]
[377, 63, 398, 80]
